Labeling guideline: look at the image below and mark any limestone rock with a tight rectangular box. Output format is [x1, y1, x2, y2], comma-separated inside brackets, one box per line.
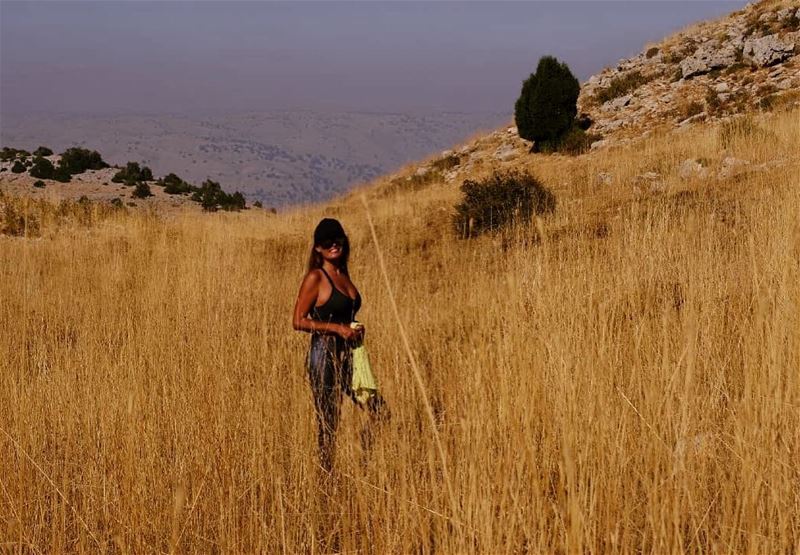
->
[493, 144, 517, 162]
[743, 34, 795, 67]
[678, 158, 709, 179]
[680, 42, 738, 78]
[602, 94, 633, 112]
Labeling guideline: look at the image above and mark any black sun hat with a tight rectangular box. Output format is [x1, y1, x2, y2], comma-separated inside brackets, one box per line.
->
[313, 218, 347, 245]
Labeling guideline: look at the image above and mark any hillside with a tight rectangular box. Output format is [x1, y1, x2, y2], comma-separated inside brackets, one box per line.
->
[0, 110, 506, 206]
[1, 1, 799, 553]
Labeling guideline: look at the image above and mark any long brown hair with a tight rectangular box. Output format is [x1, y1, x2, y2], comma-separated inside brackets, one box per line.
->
[307, 236, 350, 275]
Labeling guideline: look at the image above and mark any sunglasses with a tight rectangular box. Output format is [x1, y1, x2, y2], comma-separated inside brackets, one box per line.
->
[318, 237, 345, 249]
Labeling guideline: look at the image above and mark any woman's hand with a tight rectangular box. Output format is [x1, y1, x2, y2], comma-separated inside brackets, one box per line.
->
[338, 323, 365, 341]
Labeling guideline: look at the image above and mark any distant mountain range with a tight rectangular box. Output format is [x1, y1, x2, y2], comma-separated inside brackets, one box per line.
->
[0, 110, 507, 206]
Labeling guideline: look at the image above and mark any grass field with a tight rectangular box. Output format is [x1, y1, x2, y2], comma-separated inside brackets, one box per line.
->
[1, 109, 798, 553]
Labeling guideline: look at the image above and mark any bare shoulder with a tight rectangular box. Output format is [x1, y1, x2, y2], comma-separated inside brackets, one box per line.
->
[300, 269, 323, 288]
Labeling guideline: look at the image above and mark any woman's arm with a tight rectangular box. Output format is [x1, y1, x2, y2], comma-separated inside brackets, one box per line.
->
[292, 271, 357, 339]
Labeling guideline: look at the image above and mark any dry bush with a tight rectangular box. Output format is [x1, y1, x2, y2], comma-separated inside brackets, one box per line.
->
[0, 109, 798, 554]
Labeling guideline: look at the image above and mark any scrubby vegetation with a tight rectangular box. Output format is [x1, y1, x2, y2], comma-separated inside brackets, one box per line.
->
[430, 154, 460, 172]
[453, 170, 556, 238]
[112, 162, 153, 185]
[132, 182, 153, 199]
[159, 172, 195, 195]
[515, 56, 580, 151]
[33, 146, 53, 157]
[29, 157, 56, 179]
[191, 179, 247, 211]
[543, 126, 602, 155]
[594, 70, 652, 104]
[58, 147, 108, 174]
[0, 147, 30, 162]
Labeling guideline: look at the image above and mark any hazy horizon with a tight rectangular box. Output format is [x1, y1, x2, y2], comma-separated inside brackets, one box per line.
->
[2, 1, 747, 119]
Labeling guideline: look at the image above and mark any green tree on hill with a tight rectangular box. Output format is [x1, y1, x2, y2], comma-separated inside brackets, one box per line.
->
[160, 172, 195, 194]
[191, 180, 247, 211]
[58, 147, 108, 174]
[29, 157, 56, 179]
[113, 162, 153, 185]
[514, 56, 581, 150]
[33, 146, 53, 157]
[132, 182, 153, 198]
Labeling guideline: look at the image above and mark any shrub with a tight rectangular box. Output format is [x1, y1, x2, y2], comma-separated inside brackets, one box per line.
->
[1, 148, 31, 162]
[110, 198, 124, 208]
[33, 146, 53, 157]
[514, 56, 580, 147]
[52, 166, 72, 183]
[645, 47, 660, 59]
[253, 200, 263, 208]
[113, 162, 153, 185]
[786, 13, 800, 32]
[132, 182, 153, 198]
[705, 88, 723, 115]
[453, 171, 556, 238]
[594, 70, 651, 104]
[11, 161, 26, 173]
[431, 154, 460, 172]
[29, 157, 56, 179]
[545, 126, 601, 156]
[58, 147, 108, 174]
[190, 179, 247, 211]
[679, 101, 704, 120]
[33, 180, 46, 188]
[160, 172, 195, 194]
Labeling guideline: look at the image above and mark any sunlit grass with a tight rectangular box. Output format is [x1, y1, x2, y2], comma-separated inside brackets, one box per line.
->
[1, 108, 798, 553]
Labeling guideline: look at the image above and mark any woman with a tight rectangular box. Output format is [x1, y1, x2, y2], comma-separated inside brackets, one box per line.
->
[293, 218, 385, 472]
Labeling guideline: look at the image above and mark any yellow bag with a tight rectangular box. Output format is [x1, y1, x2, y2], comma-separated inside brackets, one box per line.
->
[350, 322, 378, 404]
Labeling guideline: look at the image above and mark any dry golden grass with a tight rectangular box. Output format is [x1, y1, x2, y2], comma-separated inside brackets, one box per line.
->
[1, 109, 799, 554]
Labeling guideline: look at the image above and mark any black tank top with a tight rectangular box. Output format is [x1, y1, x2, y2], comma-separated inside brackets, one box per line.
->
[312, 268, 361, 324]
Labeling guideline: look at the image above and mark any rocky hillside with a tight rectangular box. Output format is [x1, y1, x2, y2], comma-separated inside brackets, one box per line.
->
[374, 0, 798, 193]
[581, 0, 800, 147]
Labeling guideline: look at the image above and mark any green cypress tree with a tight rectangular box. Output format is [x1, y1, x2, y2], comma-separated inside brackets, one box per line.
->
[514, 56, 580, 148]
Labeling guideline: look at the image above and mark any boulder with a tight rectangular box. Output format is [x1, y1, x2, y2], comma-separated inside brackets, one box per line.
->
[678, 158, 709, 179]
[714, 82, 730, 93]
[743, 34, 795, 66]
[680, 42, 738, 78]
[718, 156, 750, 179]
[602, 94, 633, 112]
[493, 144, 516, 162]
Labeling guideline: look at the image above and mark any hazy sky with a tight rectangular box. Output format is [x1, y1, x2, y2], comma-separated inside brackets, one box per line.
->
[1, 1, 746, 117]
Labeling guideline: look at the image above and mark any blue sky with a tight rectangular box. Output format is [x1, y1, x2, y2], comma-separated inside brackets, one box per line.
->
[1, 1, 747, 116]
